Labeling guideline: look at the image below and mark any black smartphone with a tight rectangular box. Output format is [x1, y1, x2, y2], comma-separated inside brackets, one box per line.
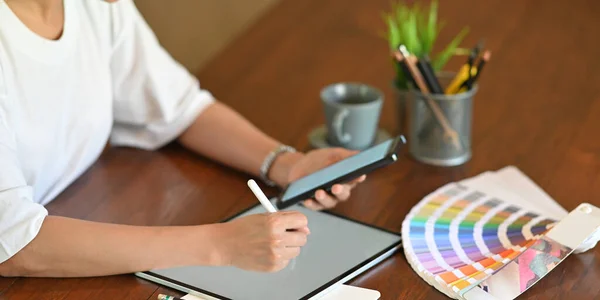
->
[275, 135, 406, 209]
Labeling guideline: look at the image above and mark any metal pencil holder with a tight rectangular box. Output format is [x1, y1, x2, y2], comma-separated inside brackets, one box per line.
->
[407, 73, 478, 166]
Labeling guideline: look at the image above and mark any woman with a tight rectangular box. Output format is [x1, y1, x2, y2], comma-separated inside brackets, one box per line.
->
[0, 0, 365, 277]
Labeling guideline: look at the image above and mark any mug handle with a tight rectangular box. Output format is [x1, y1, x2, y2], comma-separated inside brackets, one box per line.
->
[333, 109, 352, 143]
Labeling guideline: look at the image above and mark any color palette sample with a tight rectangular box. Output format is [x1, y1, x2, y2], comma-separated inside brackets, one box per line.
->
[475, 236, 573, 299]
[402, 182, 559, 299]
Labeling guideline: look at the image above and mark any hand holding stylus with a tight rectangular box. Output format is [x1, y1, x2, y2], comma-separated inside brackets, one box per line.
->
[212, 180, 309, 273]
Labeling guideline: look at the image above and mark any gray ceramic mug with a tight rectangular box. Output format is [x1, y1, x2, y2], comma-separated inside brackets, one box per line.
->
[321, 82, 383, 150]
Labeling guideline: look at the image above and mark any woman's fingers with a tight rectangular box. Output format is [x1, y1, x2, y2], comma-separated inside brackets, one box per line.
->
[331, 184, 351, 201]
[303, 199, 326, 210]
[278, 246, 301, 260]
[349, 175, 367, 187]
[314, 189, 337, 209]
[282, 231, 308, 247]
[302, 175, 366, 210]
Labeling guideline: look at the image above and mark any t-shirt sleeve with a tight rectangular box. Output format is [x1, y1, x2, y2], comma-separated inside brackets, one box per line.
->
[0, 104, 48, 264]
[108, 0, 215, 150]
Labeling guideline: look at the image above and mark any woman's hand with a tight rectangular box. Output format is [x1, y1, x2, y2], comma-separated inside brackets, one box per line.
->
[284, 148, 366, 210]
[216, 210, 309, 272]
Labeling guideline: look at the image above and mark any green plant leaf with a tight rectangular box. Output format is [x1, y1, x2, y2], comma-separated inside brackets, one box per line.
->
[453, 47, 471, 56]
[417, 11, 429, 53]
[386, 15, 402, 50]
[380, 0, 470, 87]
[395, 2, 410, 48]
[395, 2, 408, 24]
[438, 20, 447, 35]
[411, 1, 422, 25]
[402, 9, 421, 55]
[426, 0, 438, 54]
[433, 26, 469, 70]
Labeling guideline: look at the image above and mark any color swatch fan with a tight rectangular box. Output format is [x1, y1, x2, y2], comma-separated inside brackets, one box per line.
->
[402, 166, 600, 300]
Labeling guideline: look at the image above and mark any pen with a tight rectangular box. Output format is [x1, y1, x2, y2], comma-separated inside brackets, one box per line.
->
[157, 294, 183, 300]
[417, 54, 443, 94]
[247, 179, 277, 213]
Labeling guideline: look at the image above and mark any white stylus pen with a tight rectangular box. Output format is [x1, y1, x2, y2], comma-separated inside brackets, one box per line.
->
[247, 179, 277, 213]
[247, 179, 297, 270]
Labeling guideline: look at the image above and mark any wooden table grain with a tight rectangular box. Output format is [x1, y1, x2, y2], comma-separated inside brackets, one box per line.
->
[2, 0, 600, 299]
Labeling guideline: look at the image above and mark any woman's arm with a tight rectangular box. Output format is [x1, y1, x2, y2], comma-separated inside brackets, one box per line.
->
[0, 211, 308, 277]
[176, 102, 367, 209]
[0, 216, 220, 277]
[177, 102, 303, 187]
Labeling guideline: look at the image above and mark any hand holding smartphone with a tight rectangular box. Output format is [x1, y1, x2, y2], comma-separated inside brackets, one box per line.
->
[275, 135, 406, 209]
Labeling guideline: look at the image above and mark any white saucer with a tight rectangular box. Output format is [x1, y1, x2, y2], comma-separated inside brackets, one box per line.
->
[308, 125, 392, 149]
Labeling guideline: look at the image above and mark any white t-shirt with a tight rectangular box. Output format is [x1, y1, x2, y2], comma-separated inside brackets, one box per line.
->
[0, 0, 215, 263]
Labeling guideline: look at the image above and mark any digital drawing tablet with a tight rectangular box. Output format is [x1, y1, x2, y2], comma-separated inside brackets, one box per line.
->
[135, 203, 402, 300]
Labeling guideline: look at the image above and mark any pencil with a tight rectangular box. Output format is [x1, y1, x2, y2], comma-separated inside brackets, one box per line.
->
[393, 46, 463, 151]
[445, 65, 476, 95]
[158, 294, 184, 300]
[464, 50, 491, 89]
[466, 40, 484, 83]
[397, 46, 427, 92]
[394, 54, 419, 91]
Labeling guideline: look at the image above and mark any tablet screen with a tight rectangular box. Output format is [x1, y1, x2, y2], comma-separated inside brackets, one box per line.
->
[143, 204, 401, 300]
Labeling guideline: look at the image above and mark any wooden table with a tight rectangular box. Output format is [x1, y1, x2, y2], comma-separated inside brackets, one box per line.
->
[2, 0, 600, 299]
